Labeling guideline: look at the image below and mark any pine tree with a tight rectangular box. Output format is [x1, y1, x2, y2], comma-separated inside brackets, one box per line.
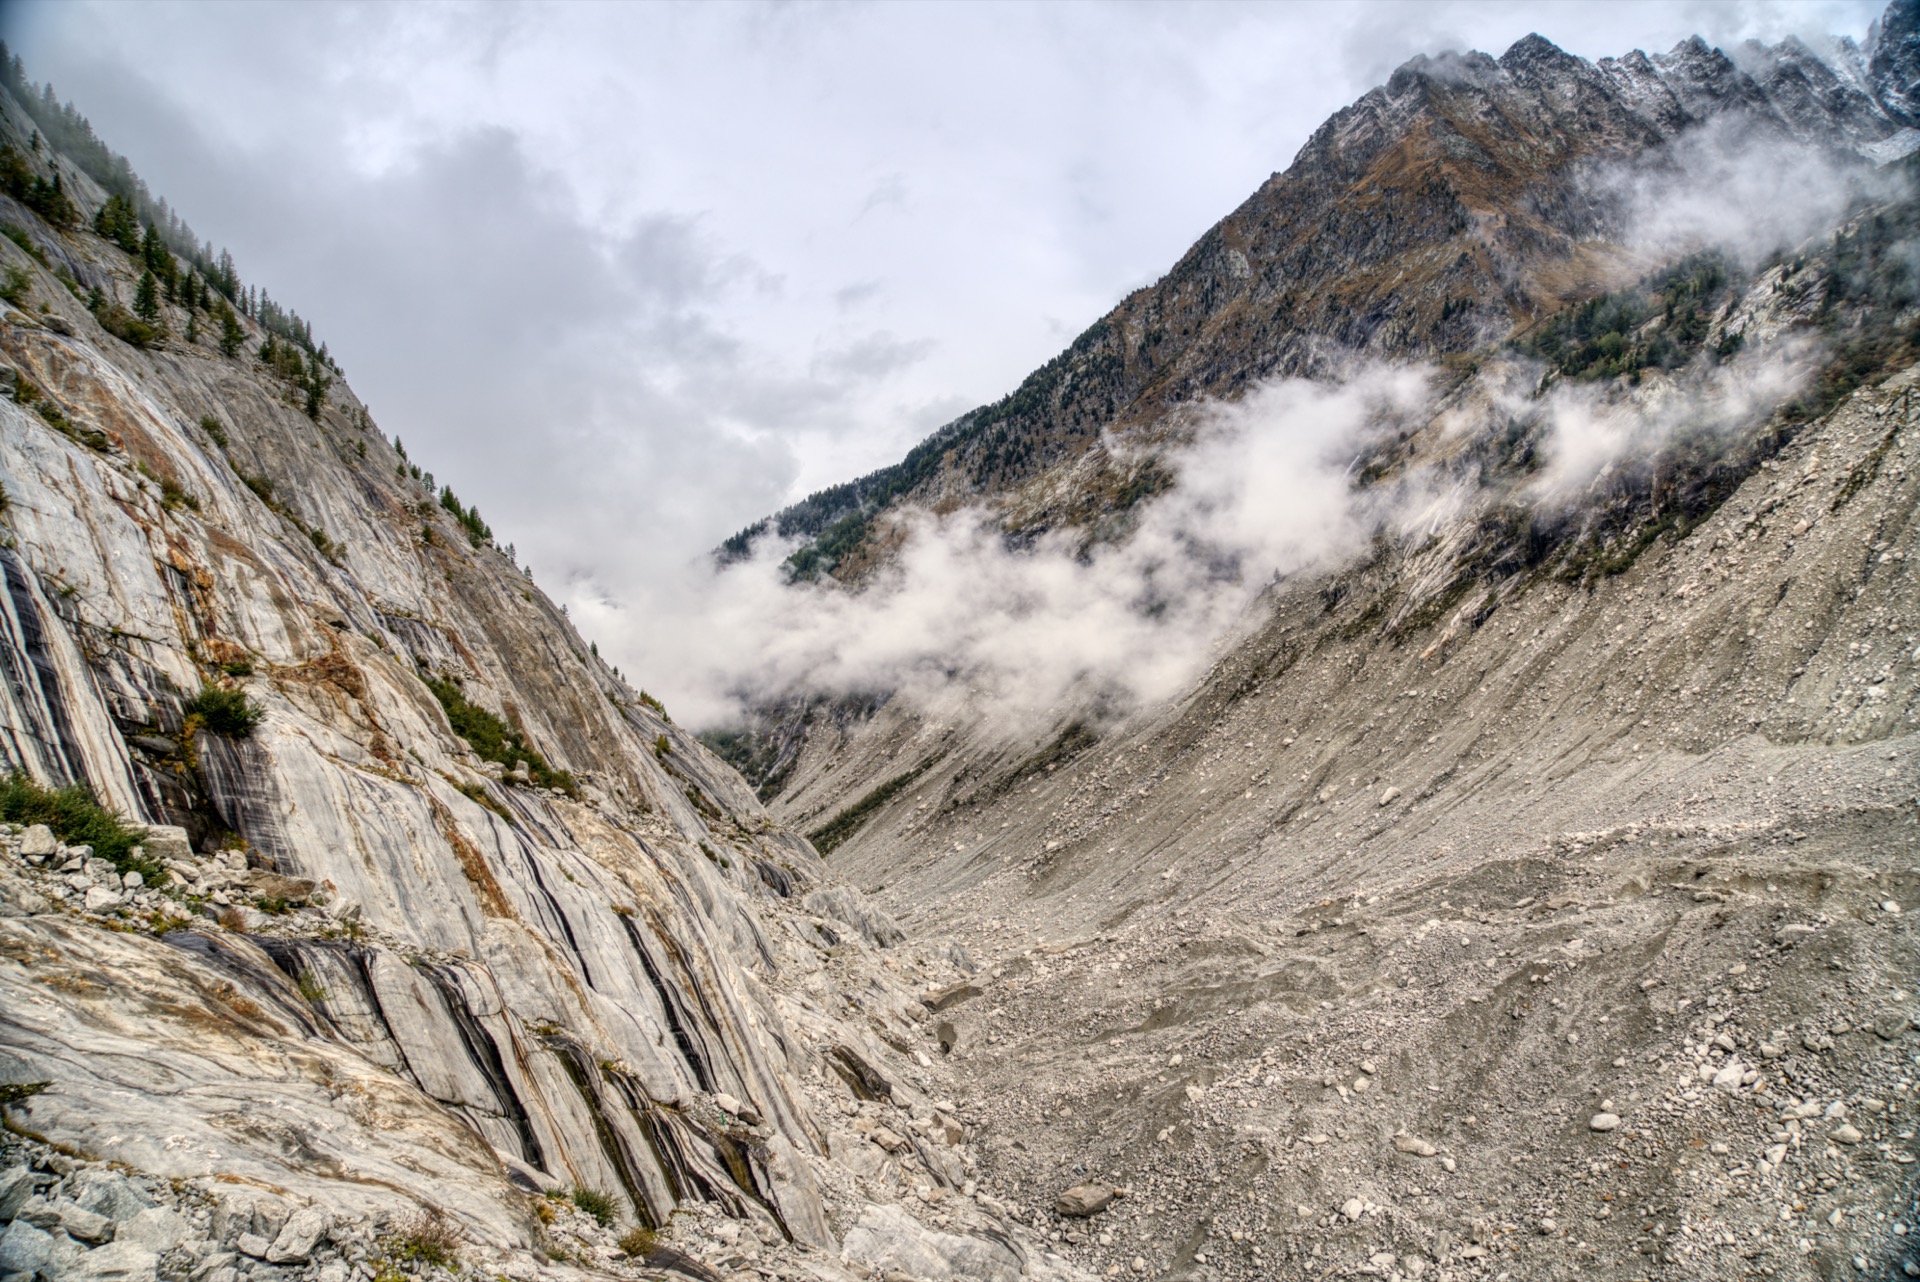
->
[184, 309, 199, 344]
[302, 348, 331, 419]
[218, 304, 243, 357]
[132, 270, 159, 323]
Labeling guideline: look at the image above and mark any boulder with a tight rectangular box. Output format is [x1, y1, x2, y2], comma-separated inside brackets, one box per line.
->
[265, 1206, 329, 1263]
[828, 1046, 893, 1101]
[0, 1218, 61, 1275]
[115, 1207, 187, 1255]
[868, 1127, 911, 1154]
[58, 1202, 114, 1244]
[841, 1203, 1022, 1282]
[637, 1241, 724, 1281]
[0, 1166, 41, 1220]
[712, 1092, 763, 1125]
[1055, 1181, 1119, 1218]
[17, 825, 57, 859]
[242, 872, 316, 904]
[140, 826, 192, 862]
[83, 886, 123, 913]
[66, 1239, 161, 1280]
[1393, 1134, 1438, 1157]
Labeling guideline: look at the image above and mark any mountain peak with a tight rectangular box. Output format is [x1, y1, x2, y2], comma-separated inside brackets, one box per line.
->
[1498, 31, 1576, 70]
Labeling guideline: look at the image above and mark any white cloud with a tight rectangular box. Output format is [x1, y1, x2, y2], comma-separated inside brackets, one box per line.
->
[2, 0, 1883, 709]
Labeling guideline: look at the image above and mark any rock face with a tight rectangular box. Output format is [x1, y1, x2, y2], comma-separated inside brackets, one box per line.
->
[0, 72, 1048, 1282]
[750, 10, 1920, 576]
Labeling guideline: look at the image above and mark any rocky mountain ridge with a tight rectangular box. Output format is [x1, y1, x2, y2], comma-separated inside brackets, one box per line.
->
[738, 12, 1920, 582]
[706, 10, 1920, 1282]
[0, 71, 1078, 1282]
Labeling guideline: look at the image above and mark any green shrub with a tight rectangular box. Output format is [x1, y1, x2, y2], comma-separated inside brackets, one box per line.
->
[198, 415, 228, 448]
[568, 1186, 617, 1227]
[0, 772, 160, 882]
[94, 302, 158, 349]
[0, 264, 31, 307]
[2, 224, 47, 266]
[159, 478, 198, 512]
[184, 684, 262, 737]
[386, 1208, 459, 1267]
[616, 1226, 657, 1257]
[422, 674, 576, 795]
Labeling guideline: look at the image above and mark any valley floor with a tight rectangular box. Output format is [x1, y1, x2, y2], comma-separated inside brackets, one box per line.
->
[786, 372, 1920, 1281]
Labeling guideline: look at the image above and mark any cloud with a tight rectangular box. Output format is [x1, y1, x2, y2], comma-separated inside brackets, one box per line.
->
[813, 333, 937, 382]
[660, 320, 1822, 733]
[1, 0, 1883, 718]
[1526, 340, 1816, 502]
[650, 366, 1436, 729]
[1611, 115, 1887, 266]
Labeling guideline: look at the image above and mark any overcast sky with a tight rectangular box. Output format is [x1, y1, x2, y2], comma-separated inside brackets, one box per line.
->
[2, 0, 1883, 711]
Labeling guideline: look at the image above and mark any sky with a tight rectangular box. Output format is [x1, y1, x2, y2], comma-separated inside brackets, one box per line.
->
[1, 0, 1885, 716]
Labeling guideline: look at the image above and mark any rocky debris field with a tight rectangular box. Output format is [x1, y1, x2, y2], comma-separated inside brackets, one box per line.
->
[0, 806, 1105, 1282]
[791, 369, 1920, 1281]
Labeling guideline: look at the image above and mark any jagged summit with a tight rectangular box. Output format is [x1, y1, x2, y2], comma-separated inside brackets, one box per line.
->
[742, 9, 1920, 582]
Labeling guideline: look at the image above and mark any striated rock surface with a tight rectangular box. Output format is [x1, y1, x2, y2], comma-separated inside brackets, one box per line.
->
[0, 73, 1071, 1282]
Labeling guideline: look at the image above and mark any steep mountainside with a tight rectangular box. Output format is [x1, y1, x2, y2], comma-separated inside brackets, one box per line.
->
[0, 78, 1081, 1282]
[717, 14, 1920, 1282]
[738, 20, 1920, 582]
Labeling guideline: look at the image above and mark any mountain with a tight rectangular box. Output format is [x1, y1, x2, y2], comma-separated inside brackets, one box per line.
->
[717, 13, 1920, 1282]
[738, 17, 1920, 582]
[0, 10, 1917, 1282]
[0, 60, 1076, 1282]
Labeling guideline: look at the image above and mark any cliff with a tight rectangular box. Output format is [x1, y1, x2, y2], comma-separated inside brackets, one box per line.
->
[0, 75, 1060, 1282]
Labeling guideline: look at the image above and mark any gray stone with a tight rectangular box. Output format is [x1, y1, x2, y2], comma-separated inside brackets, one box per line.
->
[265, 1206, 328, 1264]
[66, 1239, 160, 1280]
[804, 885, 906, 948]
[15, 1197, 57, 1231]
[1055, 1182, 1119, 1218]
[841, 1203, 1021, 1282]
[0, 1218, 56, 1274]
[1589, 1112, 1621, 1132]
[921, 982, 983, 1013]
[240, 871, 315, 905]
[1832, 1123, 1864, 1144]
[82, 886, 122, 913]
[16, 826, 56, 859]
[140, 826, 192, 861]
[57, 1203, 114, 1244]
[1393, 1134, 1438, 1157]
[235, 1232, 272, 1259]
[711, 1092, 762, 1125]
[115, 1207, 187, 1255]
[0, 1167, 40, 1221]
